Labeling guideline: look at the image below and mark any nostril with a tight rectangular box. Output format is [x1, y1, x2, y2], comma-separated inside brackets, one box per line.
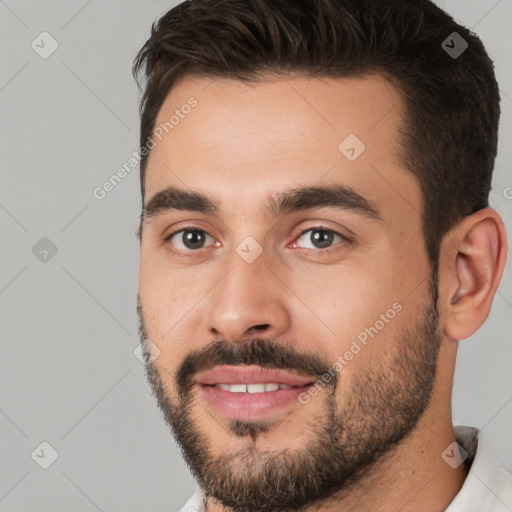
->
[251, 324, 270, 331]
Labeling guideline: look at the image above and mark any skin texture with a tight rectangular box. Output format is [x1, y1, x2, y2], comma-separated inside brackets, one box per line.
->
[137, 74, 508, 511]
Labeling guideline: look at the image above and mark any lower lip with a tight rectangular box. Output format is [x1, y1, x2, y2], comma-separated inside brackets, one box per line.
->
[198, 384, 313, 421]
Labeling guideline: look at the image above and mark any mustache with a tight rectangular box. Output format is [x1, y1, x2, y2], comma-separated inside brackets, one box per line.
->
[175, 338, 336, 399]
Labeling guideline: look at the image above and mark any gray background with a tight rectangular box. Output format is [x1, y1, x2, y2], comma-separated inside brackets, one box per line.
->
[0, 1, 511, 510]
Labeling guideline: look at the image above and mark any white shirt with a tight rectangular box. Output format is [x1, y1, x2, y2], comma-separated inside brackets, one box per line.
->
[177, 425, 512, 511]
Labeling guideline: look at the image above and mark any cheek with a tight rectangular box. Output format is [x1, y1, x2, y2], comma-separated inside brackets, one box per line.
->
[138, 275, 190, 369]
[286, 260, 415, 368]
[292, 264, 399, 331]
[140, 249, 202, 317]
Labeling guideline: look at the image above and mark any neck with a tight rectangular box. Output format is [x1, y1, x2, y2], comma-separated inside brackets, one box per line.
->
[312, 417, 469, 512]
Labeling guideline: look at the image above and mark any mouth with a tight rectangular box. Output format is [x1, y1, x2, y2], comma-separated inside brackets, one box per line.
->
[195, 365, 317, 421]
[209, 382, 301, 392]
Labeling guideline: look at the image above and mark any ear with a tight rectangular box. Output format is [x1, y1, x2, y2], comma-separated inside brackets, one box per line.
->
[440, 207, 508, 341]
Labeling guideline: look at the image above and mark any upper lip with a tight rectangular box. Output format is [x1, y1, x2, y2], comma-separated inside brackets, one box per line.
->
[195, 365, 316, 387]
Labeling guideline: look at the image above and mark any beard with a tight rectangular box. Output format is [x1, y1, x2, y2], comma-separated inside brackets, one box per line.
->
[137, 269, 442, 512]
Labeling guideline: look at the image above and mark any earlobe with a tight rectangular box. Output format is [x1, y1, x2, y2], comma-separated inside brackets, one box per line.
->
[443, 208, 508, 341]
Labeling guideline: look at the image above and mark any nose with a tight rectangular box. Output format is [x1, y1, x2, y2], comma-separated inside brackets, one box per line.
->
[207, 252, 290, 343]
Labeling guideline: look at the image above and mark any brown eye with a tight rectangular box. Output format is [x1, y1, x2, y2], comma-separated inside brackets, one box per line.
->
[294, 227, 348, 251]
[165, 228, 216, 253]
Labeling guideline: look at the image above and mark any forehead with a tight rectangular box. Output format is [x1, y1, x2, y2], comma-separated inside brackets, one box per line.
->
[144, 73, 420, 221]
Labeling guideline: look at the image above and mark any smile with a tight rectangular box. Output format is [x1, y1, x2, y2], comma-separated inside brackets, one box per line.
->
[212, 383, 297, 393]
[195, 365, 316, 421]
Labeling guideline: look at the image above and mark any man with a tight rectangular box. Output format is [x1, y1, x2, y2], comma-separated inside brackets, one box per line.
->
[132, 0, 512, 510]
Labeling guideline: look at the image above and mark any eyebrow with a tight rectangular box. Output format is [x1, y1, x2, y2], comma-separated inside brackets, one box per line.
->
[143, 184, 383, 224]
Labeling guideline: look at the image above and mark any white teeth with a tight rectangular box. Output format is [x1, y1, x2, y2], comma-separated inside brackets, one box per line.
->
[229, 384, 247, 393]
[214, 383, 294, 393]
[247, 384, 266, 393]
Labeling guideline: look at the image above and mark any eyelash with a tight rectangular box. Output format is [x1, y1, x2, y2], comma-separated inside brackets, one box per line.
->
[163, 225, 350, 259]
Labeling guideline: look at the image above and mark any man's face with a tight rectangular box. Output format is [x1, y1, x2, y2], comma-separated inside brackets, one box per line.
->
[138, 75, 442, 510]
